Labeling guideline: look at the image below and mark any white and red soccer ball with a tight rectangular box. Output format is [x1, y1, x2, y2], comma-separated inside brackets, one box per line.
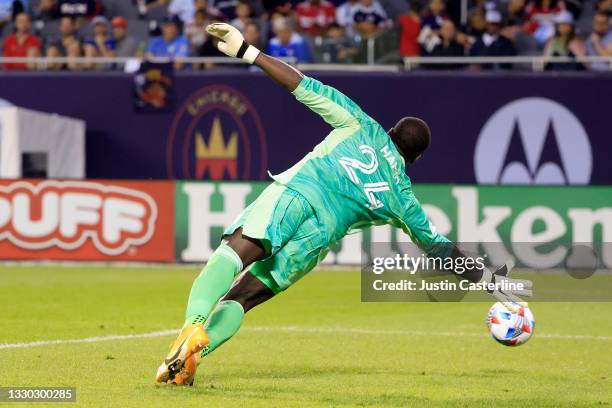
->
[487, 302, 535, 346]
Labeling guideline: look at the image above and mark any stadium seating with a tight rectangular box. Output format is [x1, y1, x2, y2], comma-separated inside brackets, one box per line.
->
[103, 0, 141, 20]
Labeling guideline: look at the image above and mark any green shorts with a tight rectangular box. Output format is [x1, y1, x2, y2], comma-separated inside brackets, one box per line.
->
[224, 182, 329, 293]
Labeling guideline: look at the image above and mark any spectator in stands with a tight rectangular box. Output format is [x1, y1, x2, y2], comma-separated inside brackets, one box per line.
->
[351, 0, 389, 39]
[586, 11, 612, 71]
[294, 0, 336, 37]
[267, 16, 312, 62]
[185, 0, 237, 61]
[543, 10, 585, 70]
[244, 20, 263, 50]
[34, 0, 60, 22]
[45, 15, 81, 69]
[2, 12, 41, 70]
[418, 0, 449, 52]
[147, 15, 190, 69]
[112, 17, 138, 57]
[464, 7, 486, 38]
[469, 9, 516, 69]
[83, 15, 115, 69]
[187, 9, 222, 68]
[421, 0, 448, 31]
[501, 0, 538, 55]
[46, 15, 78, 50]
[320, 22, 357, 62]
[64, 33, 83, 70]
[230, 0, 252, 32]
[336, 0, 358, 36]
[185, 9, 211, 53]
[399, 0, 422, 57]
[429, 19, 465, 68]
[523, 0, 565, 45]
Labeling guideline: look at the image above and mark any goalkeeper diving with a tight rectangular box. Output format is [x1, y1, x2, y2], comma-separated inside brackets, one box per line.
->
[155, 23, 532, 386]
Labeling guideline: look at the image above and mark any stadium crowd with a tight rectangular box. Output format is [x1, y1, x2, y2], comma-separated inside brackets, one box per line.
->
[0, 0, 610, 70]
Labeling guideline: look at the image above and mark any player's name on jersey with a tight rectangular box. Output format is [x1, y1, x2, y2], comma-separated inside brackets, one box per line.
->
[372, 279, 527, 292]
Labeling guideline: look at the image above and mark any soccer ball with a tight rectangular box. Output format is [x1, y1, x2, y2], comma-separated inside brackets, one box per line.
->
[487, 302, 535, 346]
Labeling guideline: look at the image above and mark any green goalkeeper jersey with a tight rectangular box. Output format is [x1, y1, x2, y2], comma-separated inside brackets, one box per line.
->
[270, 76, 450, 254]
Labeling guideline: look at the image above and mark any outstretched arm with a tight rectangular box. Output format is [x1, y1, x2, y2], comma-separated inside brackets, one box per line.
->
[254, 53, 303, 91]
[206, 23, 369, 129]
[206, 23, 303, 91]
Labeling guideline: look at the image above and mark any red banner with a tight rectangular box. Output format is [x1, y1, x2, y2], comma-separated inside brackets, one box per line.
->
[0, 180, 175, 262]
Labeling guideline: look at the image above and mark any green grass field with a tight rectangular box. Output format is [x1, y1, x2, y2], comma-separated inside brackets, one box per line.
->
[0, 266, 610, 407]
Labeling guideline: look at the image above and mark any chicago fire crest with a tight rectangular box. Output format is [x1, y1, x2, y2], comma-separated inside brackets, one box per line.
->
[166, 85, 267, 180]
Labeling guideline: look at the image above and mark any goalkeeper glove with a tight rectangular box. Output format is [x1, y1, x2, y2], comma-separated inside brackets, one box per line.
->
[479, 260, 533, 312]
[206, 23, 260, 64]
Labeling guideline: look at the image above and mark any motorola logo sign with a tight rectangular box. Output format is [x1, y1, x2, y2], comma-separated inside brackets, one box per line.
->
[474, 97, 592, 185]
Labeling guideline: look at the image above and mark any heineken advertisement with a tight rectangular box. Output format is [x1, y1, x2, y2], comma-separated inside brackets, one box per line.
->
[174, 181, 612, 267]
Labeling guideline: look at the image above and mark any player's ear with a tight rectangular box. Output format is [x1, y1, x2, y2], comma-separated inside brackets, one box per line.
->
[387, 127, 395, 135]
[406, 153, 422, 166]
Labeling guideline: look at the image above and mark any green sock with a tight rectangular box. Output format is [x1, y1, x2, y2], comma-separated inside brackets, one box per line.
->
[201, 300, 245, 356]
[184, 244, 243, 325]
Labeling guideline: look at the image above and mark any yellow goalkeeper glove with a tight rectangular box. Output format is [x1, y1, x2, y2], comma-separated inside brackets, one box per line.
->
[206, 23, 260, 64]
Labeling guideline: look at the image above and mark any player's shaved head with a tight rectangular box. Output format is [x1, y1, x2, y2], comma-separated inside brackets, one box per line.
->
[389, 117, 431, 164]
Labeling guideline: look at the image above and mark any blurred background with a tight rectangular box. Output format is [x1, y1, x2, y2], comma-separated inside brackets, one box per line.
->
[0, 0, 611, 69]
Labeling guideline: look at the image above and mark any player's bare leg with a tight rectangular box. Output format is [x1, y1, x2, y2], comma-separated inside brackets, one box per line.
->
[156, 228, 267, 385]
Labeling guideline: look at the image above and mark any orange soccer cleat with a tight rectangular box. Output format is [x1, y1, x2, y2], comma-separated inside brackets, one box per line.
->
[167, 352, 201, 386]
[155, 323, 208, 385]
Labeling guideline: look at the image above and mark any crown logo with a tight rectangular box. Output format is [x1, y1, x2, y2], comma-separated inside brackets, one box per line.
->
[195, 116, 238, 180]
[196, 117, 237, 159]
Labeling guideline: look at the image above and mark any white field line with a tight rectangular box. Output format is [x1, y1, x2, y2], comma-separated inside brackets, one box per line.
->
[0, 326, 610, 350]
[0, 330, 177, 349]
